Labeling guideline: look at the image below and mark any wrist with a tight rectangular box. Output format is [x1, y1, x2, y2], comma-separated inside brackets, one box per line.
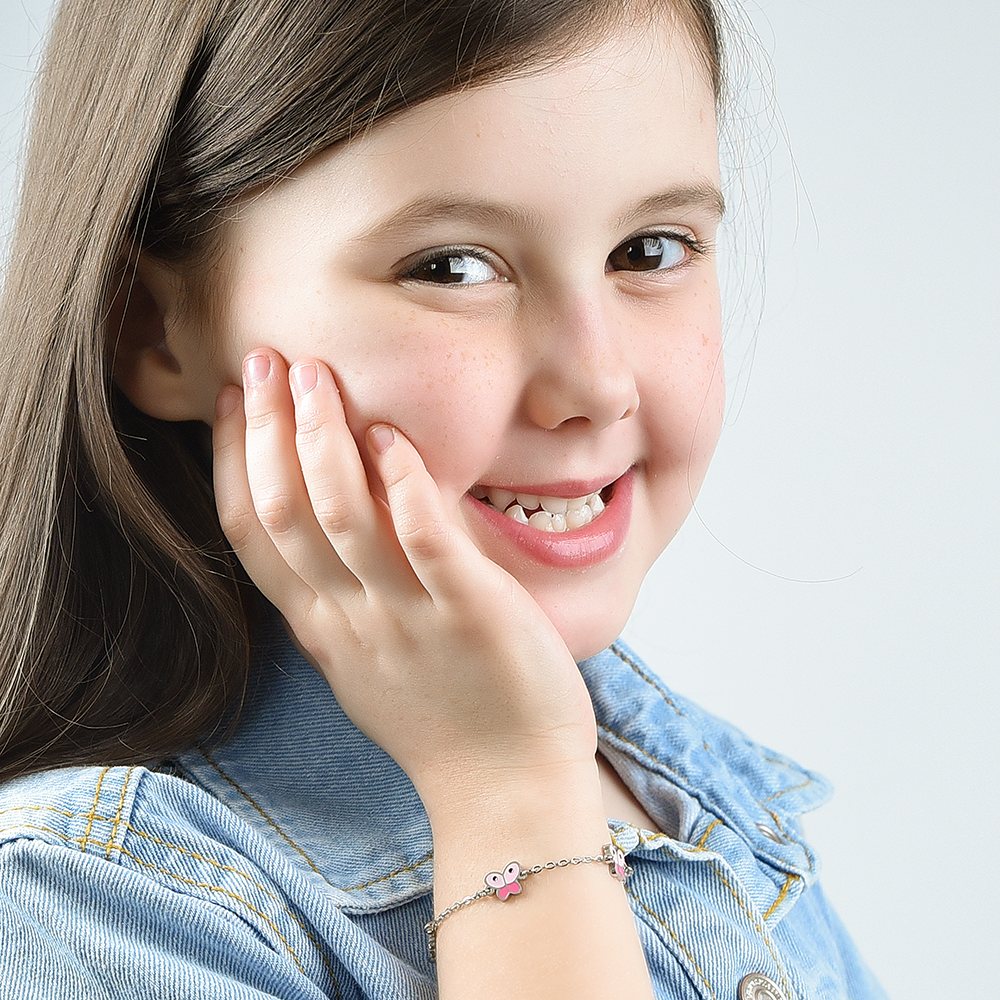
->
[423, 758, 611, 901]
[413, 721, 599, 806]
[421, 754, 603, 830]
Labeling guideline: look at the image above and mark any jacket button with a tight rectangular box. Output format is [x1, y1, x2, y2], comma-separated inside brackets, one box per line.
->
[738, 973, 787, 1000]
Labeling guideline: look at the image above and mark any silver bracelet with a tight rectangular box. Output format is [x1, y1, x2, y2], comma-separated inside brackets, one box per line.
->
[423, 843, 633, 962]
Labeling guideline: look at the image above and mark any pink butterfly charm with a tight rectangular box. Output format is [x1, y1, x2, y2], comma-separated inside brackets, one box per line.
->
[609, 846, 630, 881]
[485, 861, 522, 900]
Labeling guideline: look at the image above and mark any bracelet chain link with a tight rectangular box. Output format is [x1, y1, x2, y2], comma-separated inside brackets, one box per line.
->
[424, 843, 632, 961]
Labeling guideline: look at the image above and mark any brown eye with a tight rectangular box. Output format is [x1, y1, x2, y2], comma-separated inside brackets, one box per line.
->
[404, 252, 499, 284]
[608, 235, 687, 272]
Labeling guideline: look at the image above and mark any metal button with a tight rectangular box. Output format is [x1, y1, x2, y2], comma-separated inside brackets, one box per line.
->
[755, 822, 784, 844]
[739, 973, 787, 1000]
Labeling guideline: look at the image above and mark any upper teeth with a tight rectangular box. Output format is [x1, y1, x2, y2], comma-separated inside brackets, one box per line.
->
[471, 484, 607, 532]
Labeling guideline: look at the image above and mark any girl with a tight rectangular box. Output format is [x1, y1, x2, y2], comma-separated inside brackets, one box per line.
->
[0, 1, 887, 998]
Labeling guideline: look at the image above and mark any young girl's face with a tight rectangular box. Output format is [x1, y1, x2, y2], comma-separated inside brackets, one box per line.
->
[156, 22, 724, 660]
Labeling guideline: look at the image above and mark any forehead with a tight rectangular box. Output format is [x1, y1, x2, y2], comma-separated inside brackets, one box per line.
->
[227, 22, 719, 244]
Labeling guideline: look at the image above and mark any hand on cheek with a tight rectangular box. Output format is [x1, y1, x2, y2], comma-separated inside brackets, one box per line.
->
[212, 349, 599, 812]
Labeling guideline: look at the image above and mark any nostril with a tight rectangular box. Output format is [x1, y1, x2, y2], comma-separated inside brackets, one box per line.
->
[520, 352, 639, 431]
[619, 395, 639, 421]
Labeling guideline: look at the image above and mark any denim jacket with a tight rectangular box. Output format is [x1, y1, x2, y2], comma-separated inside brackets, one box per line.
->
[0, 616, 887, 999]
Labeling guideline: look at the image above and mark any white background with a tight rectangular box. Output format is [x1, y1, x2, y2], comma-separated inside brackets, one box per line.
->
[2, 2, 997, 997]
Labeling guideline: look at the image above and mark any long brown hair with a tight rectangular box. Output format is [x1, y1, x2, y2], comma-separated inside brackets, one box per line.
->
[0, 0, 724, 782]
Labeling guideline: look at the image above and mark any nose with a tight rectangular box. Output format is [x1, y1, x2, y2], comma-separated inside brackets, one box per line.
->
[520, 291, 640, 431]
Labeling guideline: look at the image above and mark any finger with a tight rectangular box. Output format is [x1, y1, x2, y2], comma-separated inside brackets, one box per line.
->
[241, 349, 359, 594]
[212, 383, 310, 610]
[367, 423, 498, 603]
[289, 359, 408, 588]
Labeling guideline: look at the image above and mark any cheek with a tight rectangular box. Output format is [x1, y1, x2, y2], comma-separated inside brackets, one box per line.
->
[340, 347, 506, 500]
[226, 287, 518, 499]
[633, 297, 724, 558]
[642, 294, 724, 459]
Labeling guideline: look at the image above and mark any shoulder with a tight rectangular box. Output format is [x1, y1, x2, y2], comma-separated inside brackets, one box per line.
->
[0, 763, 296, 942]
[1, 764, 142, 855]
[0, 761, 313, 918]
[0, 764, 259, 920]
[0, 765, 348, 998]
[0, 763, 240, 871]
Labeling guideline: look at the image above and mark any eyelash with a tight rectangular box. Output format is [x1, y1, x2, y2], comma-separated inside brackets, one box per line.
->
[398, 246, 500, 285]
[397, 230, 709, 285]
[608, 230, 710, 274]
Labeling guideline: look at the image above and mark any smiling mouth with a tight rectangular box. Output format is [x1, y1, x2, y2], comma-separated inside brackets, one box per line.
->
[468, 482, 615, 533]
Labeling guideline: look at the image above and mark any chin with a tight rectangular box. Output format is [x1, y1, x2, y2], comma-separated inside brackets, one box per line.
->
[525, 552, 651, 663]
[548, 601, 634, 663]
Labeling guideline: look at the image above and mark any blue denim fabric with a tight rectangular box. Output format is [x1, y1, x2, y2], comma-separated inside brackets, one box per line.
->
[0, 615, 887, 999]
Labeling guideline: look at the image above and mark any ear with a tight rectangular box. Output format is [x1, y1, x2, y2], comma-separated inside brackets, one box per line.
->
[110, 253, 211, 422]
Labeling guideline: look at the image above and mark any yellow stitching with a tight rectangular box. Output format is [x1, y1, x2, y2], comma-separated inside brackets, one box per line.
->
[709, 862, 795, 999]
[761, 809, 814, 873]
[0, 817, 342, 992]
[603, 655, 815, 864]
[763, 809, 813, 873]
[2, 821, 291, 925]
[117, 846, 341, 986]
[197, 749, 331, 885]
[79, 767, 110, 855]
[5, 804, 343, 900]
[124, 838, 343, 992]
[757, 747, 799, 771]
[610, 644, 685, 716]
[0, 822, 71, 840]
[126, 825, 284, 891]
[696, 820, 722, 849]
[118, 824, 342, 992]
[342, 850, 433, 893]
[106, 820, 342, 987]
[626, 886, 718, 999]
[114, 844, 307, 974]
[8, 807, 333, 909]
[599, 723, 681, 779]
[3, 821, 306, 978]
[762, 873, 798, 922]
[106, 767, 135, 860]
[0, 804, 75, 820]
[763, 778, 813, 803]
[187, 755, 423, 901]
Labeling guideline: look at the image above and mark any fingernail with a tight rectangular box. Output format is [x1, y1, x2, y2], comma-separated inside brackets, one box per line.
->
[368, 424, 395, 454]
[244, 353, 271, 385]
[290, 362, 318, 395]
[215, 385, 241, 419]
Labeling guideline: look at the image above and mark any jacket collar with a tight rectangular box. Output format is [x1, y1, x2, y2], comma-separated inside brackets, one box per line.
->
[586, 641, 830, 880]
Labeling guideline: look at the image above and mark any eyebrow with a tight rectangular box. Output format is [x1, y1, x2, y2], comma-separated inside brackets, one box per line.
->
[351, 182, 725, 244]
[618, 183, 726, 229]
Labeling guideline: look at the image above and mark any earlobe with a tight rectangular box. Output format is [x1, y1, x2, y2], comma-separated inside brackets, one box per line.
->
[110, 253, 208, 423]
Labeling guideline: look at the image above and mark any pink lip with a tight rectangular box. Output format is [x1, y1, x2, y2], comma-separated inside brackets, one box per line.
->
[474, 475, 621, 498]
[463, 469, 634, 569]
